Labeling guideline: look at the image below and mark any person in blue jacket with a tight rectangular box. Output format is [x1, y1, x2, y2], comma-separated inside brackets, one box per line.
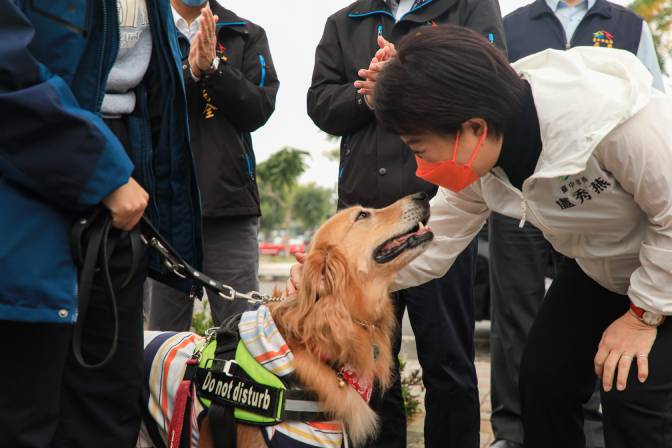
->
[0, 0, 204, 446]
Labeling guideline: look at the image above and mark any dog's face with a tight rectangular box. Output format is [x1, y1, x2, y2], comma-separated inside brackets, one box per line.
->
[297, 193, 433, 324]
[311, 192, 433, 278]
[272, 193, 433, 369]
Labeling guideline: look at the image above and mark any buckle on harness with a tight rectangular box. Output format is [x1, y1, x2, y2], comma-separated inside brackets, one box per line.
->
[205, 358, 239, 377]
[221, 359, 236, 377]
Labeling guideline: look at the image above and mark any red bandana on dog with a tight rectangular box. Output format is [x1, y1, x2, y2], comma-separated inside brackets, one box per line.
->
[338, 365, 373, 402]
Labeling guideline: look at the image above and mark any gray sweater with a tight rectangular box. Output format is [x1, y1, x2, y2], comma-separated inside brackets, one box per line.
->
[101, 0, 153, 117]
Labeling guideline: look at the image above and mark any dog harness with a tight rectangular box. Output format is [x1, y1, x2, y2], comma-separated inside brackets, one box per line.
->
[140, 306, 371, 448]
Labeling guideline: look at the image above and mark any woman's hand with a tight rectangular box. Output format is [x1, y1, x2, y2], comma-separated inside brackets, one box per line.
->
[286, 252, 305, 295]
[594, 310, 657, 392]
[188, 7, 219, 78]
[354, 36, 397, 106]
[102, 177, 149, 231]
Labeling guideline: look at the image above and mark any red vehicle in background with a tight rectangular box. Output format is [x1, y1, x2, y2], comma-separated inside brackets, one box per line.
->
[259, 237, 306, 256]
[287, 238, 306, 256]
[259, 238, 287, 256]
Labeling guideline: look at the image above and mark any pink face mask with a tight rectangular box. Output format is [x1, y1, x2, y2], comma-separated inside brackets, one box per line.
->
[415, 126, 488, 192]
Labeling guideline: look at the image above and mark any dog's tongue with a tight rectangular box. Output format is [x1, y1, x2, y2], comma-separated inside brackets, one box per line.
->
[382, 224, 432, 252]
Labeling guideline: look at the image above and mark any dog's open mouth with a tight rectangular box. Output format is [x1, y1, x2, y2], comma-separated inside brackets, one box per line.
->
[374, 218, 434, 264]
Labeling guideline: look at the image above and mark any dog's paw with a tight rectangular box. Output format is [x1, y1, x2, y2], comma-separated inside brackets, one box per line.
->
[338, 387, 379, 447]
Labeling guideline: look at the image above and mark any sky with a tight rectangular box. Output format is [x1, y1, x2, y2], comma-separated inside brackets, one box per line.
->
[218, 0, 632, 188]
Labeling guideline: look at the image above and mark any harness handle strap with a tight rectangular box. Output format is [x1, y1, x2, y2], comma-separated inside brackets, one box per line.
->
[168, 358, 198, 448]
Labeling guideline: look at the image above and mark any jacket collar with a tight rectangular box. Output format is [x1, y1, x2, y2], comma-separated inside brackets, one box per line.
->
[348, 0, 457, 23]
[545, 0, 595, 11]
[529, 0, 612, 20]
[348, 0, 394, 20]
[209, 0, 248, 34]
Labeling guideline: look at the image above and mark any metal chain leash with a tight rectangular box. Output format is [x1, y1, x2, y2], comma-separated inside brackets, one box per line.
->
[140, 217, 273, 305]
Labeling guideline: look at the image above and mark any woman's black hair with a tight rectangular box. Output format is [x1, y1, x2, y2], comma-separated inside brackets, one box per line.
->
[374, 25, 526, 137]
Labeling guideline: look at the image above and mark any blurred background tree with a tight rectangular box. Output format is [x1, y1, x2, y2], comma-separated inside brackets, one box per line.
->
[256, 147, 309, 235]
[292, 183, 334, 232]
[630, 0, 672, 73]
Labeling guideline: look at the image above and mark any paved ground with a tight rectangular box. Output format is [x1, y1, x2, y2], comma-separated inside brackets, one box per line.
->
[258, 265, 496, 448]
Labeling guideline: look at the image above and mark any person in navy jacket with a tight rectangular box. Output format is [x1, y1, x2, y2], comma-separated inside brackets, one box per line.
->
[0, 0, 203, 446]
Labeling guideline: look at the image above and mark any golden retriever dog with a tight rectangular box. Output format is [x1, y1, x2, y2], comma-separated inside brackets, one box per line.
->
[139, 192, 433, 448]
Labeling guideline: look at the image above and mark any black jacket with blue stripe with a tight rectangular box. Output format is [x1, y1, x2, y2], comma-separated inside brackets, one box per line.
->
[308, 0, 506, 209]
[183, 1, 279, 217]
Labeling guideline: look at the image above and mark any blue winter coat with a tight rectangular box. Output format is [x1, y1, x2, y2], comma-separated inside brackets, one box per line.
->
[0, 0, 203, 324]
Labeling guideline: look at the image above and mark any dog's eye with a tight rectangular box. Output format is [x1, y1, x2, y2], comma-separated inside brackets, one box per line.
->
[355, 210, 370, 222]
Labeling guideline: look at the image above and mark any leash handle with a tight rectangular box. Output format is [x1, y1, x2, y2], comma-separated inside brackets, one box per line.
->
[70, 211, 269, 369]
[71, 211, 122, 369]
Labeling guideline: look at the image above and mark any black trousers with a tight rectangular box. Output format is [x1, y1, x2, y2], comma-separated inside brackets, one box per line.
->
[367, 239, 479, 448]
[520, 258, 672, 448]
[0, 232, 146, 448]
[489, 213, 604, 446]
[147, 215, 259, 331]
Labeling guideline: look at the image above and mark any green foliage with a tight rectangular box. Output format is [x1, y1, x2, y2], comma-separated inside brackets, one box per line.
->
[400, 357, 425, 419]
[630, 0, 671, 74]
[191, 299, 213, 336]
[291, 183, 334, 231]
[259, 189, 287, 235]
[257, 147, 310, 194]
[257, 147, 310, 234]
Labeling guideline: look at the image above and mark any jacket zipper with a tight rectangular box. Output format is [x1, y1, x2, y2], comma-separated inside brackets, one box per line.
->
[489, 170, 546, 231]
[95, 0, 109, 111]
[568, 11, 594, 48]
[549, 6, 594, 49]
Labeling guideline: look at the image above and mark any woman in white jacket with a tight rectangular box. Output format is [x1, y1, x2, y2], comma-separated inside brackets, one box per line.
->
[353, 25, 672, 447]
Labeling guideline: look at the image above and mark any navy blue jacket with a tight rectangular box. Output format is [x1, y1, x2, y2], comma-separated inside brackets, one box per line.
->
[0, 0, 203, 324]
[505, 0, 642, 62]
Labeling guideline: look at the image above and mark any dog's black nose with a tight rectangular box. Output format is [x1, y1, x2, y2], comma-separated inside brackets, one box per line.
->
[411, 192, 428, 202]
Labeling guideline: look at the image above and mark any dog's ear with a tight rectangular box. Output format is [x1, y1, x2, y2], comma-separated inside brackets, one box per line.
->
[296, 244, 361, 361]
[301, 245, 350, 301]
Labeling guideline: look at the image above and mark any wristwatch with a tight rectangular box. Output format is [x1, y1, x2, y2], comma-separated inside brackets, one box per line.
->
[630, 302, 666, 326]
[203, 57, 220, 75]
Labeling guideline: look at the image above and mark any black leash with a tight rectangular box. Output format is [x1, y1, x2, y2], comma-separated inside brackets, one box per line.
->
[71, 209, 271, 369]
[139, 217, 269, 304]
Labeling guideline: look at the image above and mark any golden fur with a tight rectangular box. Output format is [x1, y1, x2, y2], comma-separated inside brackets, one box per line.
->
[199, 194, 431, 448]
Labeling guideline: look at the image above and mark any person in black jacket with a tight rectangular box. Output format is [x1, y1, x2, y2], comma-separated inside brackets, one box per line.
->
[307, 1, 505, 446]
[147, 0, 279, 331]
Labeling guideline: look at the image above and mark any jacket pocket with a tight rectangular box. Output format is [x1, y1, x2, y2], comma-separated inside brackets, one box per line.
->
[241, 134, 256, 183]
[338, 135, 352, 180]
[29, 0, 88, 35]
[337, 128, 378, 207]
[257, 54, 267, 87]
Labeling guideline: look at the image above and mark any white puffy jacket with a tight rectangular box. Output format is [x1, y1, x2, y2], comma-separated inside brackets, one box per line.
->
[394, 46, 672, 314]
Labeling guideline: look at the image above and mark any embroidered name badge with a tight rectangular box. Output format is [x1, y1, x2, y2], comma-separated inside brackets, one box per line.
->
[196, 368, 283, 418]
[592, 30, 614, 48]
[555, 176, 612, 210]
[202, 88, 218, 119]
